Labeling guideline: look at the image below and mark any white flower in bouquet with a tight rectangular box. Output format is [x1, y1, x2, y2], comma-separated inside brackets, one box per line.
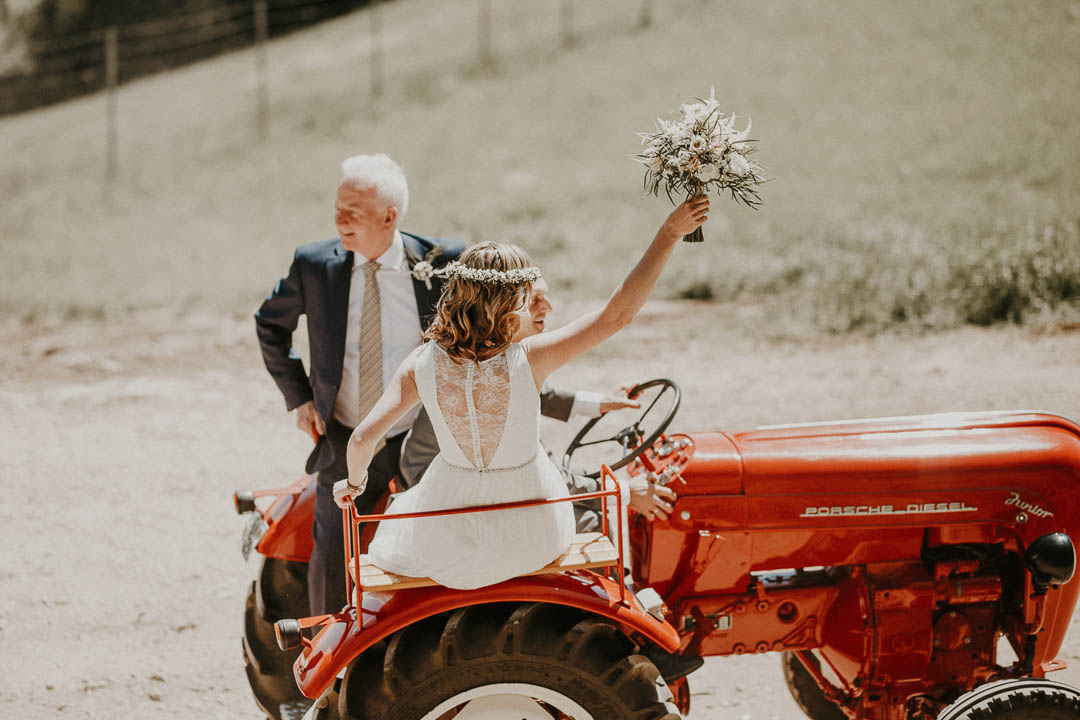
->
[696, 163, 721, 183]
[727, 152, 751, 177]
[682, 101, 710, 125]
[634, 88, 765, 242]
[671, 127, 693, 147]
[729, 116, 752, 140]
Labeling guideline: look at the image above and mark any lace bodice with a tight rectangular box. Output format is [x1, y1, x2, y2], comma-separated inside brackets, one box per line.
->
[416, 342, 541, 470]
[432, 349, 509, 468]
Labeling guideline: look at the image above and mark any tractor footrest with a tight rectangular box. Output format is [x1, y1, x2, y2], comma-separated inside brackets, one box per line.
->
[350, 532, 620, 592]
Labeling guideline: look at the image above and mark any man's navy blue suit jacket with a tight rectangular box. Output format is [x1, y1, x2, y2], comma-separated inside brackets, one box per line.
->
[255, 231, 464, 472]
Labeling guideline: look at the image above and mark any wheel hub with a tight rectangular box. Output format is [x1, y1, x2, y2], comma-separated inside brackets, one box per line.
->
[420, 683, 594, 720]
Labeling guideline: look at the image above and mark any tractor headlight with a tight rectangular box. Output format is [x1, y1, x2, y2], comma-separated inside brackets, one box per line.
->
[275, 618, 302, 651]
[234, 490, 256, 515]
[1025, 532, 1076, 592]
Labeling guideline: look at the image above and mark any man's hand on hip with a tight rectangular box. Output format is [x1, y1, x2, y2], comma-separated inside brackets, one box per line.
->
[296, 400, 326, 439]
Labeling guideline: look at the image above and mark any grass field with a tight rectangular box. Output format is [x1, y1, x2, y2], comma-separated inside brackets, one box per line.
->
[2, 0, 1079, 329]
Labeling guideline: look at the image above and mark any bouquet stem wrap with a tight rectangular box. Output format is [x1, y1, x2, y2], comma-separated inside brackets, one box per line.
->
[683, 185, 705, 243]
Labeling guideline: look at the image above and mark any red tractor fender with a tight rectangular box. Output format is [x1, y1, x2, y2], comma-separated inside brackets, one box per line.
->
[256, 476, 315, 563]
[292, 572, 682, 699]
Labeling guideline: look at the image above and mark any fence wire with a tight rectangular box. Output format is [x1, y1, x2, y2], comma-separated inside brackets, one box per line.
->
[0, 0, 654, 181]
[0, 0, 367, 115]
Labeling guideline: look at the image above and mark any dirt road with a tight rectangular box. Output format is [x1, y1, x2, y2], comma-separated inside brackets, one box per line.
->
[2, 301, 1079, 719]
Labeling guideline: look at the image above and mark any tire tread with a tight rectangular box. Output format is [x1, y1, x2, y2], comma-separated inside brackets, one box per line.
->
[938, 678, 1080, 720]
[339, 602, 682, 720]
[243, 560, 309, 720]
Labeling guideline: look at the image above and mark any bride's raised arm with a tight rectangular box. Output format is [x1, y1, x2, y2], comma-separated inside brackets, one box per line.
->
[522, 195, 710, 388]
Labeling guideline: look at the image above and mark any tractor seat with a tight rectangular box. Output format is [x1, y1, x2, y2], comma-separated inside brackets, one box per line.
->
[349, 532, 620, 592]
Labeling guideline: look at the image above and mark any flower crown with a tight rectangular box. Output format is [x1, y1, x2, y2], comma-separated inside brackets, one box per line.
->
[442, 261, 542, 286]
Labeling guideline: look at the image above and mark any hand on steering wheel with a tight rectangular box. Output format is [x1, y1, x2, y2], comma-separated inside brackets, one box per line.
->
[562, 378, 681, 479]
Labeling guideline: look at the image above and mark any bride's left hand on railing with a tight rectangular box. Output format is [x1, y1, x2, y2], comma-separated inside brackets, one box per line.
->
[332, 472, 368, 509]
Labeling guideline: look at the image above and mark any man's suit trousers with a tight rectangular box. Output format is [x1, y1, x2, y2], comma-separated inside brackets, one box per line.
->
[308, 422, 403, 616]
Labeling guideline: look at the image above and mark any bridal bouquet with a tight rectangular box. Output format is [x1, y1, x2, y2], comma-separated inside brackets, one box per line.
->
[635, 88, 764, 242]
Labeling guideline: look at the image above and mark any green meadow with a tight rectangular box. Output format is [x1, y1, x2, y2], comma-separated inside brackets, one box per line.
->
[2, 0, 1078, 331]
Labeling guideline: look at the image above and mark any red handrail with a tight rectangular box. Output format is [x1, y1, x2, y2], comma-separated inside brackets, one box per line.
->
[341, 464, 627, 607]
[247, 473, 312, 500]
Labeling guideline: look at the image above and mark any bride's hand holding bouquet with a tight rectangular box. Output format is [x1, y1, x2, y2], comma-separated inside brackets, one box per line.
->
[635, 88, 764, 242]
[659, 195, 711, 243]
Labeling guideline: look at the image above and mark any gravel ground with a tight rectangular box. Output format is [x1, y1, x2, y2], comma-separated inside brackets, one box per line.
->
[2, 302, 1079, 719]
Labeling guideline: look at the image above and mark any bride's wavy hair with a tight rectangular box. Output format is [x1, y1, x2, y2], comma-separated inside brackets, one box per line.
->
[425, 241, 535, 363]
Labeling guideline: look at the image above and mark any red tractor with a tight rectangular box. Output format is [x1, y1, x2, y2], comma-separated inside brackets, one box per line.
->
[235, 379, 1080, 720]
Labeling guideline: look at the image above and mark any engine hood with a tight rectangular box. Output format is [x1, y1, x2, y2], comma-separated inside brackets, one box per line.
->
[678, 411, 1080, 498]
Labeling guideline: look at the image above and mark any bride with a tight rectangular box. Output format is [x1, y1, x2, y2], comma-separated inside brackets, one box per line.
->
[334, 195, 710, 589]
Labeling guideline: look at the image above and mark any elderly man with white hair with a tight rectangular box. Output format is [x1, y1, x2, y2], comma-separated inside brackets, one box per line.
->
[256, 153, 463, 615]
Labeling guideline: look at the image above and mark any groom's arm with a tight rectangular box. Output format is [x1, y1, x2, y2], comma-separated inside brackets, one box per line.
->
[540, 385, 609, 422]
[255, 249, 314, 411]
[539, 385, 576, 422]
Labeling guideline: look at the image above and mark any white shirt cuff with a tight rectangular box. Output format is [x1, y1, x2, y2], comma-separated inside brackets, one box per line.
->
[570, 390, 604, 419]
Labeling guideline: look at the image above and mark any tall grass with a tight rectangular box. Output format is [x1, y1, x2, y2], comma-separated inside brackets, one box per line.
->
[1, 0, 1078, 333]
[800, 219, 1080, 333]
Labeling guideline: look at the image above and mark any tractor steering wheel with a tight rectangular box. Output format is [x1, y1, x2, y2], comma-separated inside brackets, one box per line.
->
[561, 378, 681, 480]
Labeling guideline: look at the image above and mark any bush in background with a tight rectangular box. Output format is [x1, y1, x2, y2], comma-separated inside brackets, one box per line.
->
[805, 219, 1080, 333]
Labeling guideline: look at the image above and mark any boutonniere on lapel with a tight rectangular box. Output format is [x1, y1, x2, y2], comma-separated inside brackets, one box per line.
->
[407, 245, 445, 290]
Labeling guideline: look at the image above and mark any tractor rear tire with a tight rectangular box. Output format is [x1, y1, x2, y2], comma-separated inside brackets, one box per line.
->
[243, 558, 309, 720]
[781, 651, 847, 720]
[936, 678, 1080, 719]
[337, 602, 683, 720]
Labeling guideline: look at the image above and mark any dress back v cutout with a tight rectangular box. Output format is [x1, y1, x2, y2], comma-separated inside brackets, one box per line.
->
[418, 342, 542, 470]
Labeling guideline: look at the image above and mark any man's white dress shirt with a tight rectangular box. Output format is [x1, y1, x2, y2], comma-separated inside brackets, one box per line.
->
[332, 231, 422, 437]
[569, 391, 604, 419]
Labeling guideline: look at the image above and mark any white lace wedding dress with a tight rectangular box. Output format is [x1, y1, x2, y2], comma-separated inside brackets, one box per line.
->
[367, 341, 576, 589]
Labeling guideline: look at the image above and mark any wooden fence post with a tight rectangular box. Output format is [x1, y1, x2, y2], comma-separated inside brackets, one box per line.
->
[105, 27, 118, 182]
[370, 0, 383, 100]
[478, 0, 492, 64]
[560, 0, 574, 48]
[638, 0, 652, 29]
[254, 0, 269, 140]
